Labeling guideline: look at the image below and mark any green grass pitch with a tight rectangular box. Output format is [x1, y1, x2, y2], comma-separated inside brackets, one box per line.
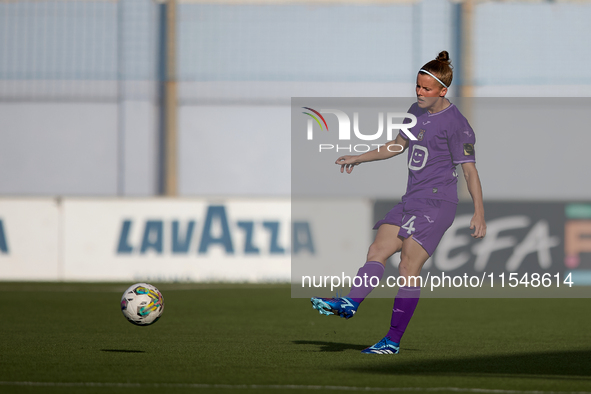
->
[0, 283, 590, 394]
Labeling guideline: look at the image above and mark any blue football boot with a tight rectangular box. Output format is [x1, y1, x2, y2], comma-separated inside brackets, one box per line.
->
[310, 297, 359, 319]
[361, 336, 400, 354]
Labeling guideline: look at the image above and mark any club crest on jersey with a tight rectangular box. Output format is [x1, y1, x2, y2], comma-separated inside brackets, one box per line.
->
[417, 129, 426, 141]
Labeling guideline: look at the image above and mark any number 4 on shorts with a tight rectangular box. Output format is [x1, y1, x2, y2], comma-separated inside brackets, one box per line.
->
[401, 215, 417, 235]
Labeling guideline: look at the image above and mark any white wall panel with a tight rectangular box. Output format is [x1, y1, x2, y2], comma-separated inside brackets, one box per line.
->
[0, 198, 60, 280]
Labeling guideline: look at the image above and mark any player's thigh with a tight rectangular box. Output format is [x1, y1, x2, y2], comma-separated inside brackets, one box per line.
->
[399, 199, 457, 256]
[399, 235, 430, 280]
[367, 224, 404, 261]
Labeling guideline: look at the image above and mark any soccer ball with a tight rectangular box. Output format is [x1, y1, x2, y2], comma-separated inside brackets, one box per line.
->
[120, 283, 164, 326]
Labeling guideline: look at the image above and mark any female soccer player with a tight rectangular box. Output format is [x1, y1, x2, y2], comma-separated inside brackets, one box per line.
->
[311, 51, 486, 354]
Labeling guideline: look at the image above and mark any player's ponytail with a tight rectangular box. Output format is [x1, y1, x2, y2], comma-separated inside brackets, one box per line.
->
[435, 51, 451, 65]
[419, 51, 453, 88]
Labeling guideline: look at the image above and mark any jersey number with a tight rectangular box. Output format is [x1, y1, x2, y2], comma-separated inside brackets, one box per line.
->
[401, 215, 417, 235]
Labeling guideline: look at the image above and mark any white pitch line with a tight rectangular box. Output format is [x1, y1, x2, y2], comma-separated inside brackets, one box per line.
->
[0, 382, 590, 394]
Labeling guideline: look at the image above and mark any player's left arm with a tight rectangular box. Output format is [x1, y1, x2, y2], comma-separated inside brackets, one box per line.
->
[461, 162, 486, 239]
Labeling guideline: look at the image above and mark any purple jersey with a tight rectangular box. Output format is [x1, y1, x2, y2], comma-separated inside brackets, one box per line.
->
[398, 101, 475, 204]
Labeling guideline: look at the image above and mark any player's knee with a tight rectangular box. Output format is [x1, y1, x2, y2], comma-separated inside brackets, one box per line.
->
[367, 242, 395, 262]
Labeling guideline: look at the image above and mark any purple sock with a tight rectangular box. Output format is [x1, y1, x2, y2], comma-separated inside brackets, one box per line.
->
[386, 286, 421, 344]
[346, 261, 385, 303]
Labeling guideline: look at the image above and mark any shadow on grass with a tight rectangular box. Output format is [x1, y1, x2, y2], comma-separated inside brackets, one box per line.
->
[292, 340, 367, 352]
[294, 341, 591, 380]
[100, 349, 145, 353]
[347, 349, 591, 380]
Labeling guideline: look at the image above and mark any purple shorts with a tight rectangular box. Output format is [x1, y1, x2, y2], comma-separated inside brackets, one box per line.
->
[373, 198, 457, 256]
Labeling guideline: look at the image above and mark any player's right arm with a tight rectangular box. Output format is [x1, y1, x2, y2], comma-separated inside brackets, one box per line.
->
[336, 133, 409, 174]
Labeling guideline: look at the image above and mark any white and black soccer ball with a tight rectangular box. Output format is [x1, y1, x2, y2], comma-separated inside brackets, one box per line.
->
[120, 283, 164, 326]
